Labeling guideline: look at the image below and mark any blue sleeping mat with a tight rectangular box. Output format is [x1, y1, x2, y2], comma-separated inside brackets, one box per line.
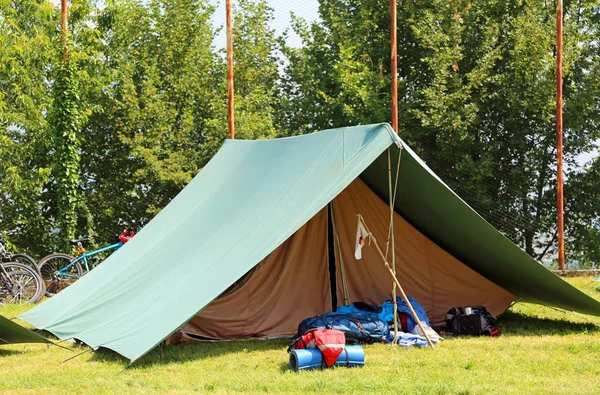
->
[289, 345, 365, 371]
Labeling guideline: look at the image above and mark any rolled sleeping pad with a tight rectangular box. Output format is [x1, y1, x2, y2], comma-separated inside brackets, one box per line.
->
[288, 345, 364, 371]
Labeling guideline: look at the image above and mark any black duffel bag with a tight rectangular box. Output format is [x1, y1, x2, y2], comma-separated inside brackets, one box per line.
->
[445, 306, 501, 336]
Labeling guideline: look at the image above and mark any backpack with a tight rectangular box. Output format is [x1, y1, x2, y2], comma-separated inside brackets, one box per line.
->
[288, 328, 346, 367]
[445, 306, 501, 336]
[295, 312, 389, 344]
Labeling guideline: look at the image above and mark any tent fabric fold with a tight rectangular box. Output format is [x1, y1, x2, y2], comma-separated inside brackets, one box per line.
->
[0, 314, 51, 345]
[18, 123, 600, 363]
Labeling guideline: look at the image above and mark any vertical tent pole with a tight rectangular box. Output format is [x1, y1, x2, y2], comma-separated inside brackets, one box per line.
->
[61, 0, 68, 61]
[556, 0, 565, 270]
[390, 0, 398, 133]
[226, 0, 235, 139]
[390, 0, 399, 342]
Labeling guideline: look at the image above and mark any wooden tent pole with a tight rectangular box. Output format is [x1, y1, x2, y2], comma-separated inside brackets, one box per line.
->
[226, 0, 235, 139]
[358, 215, 434, 348]
[390, 0, 398, 133]
[556, 0, 565, 270]
[389, 0, 399, 344]
[61, 0, 68, 62]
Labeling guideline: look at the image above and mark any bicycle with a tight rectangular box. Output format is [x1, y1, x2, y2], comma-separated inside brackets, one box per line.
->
[0, 261, 46, 304]
[0, 230, 38, 270]
[37, 228, 135, 295]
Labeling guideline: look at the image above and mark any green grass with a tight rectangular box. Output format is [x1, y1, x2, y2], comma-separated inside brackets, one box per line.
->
[1, 277, 600, 394]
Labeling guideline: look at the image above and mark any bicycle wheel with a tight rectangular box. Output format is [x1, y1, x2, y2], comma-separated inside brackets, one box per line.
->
[0, 262, 46, 304]
[37, 253, 81, 296]
[11, 254, 38, 270]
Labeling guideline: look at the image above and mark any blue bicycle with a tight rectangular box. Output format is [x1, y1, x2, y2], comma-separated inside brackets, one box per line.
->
[37, 229, 135, 295]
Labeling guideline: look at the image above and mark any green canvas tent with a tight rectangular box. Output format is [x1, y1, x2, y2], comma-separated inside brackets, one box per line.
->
[0, 314, 51, 346]
[20, 123, 600, 363]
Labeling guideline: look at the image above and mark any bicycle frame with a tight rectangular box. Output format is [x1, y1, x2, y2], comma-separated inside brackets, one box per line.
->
[0, 264, 15, 298]
[0, 264, 11, 284]
[57, 242, 123, 278]
[0, 236, 10, 261]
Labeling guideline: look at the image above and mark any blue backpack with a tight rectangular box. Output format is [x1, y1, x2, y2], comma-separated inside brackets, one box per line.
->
[296, 312, 389, 344]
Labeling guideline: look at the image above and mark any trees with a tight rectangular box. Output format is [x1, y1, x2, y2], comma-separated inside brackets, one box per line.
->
[200, 0, 280, 163]
[0, 0, 56, 256]
[0, 0, 598, 266]
[50, 33, 85, 248]
[83, 0, 279, 243]
[279, 0, 600, 266]
[85, 0, 219, 231]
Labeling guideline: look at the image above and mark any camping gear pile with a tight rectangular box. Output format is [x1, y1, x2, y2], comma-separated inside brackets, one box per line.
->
[288, 298, 504, 370]
[288, 296, 443, 370]
[296, 310, 389, 344]
[339, 298, 441, 347]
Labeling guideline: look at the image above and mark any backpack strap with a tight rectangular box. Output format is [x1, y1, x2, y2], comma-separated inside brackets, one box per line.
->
[287, 328, 318, 352]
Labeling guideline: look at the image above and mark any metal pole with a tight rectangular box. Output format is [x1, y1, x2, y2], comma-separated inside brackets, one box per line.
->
[556, 0, 565, 270]
[61, 0, 68, 62]
[390, 0, 398, 134]
[226, 0, 235, 139]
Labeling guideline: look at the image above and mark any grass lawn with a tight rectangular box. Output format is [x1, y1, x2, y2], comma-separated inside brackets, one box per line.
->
[1, 277, 600, 394]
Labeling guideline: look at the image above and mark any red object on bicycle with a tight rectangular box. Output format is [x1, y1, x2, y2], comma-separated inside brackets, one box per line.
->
[118, 228, 135, 244]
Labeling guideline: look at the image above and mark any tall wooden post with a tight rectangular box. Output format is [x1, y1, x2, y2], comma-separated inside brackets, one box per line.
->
[390, 0, 398, 134]
[61, 0, 68, 61]
[556, 0, 565, 270]
[226, 0, 235, 139]
[389, 0, 399, 343]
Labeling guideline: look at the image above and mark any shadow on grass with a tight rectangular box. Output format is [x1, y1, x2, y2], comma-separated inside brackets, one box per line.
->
[88, 337, 291, 369]
[0, 348, 22, 356]
[36, 329, 63, 341]
[500, 310, 600, 336]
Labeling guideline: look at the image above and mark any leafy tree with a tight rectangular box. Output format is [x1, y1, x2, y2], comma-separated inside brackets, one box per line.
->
[50, 42, 85, 247]
[0, 0, 56, 256]
[566, 157, 600, 267]
[84, 0, 279, 243]
[200, 0, 280, 162]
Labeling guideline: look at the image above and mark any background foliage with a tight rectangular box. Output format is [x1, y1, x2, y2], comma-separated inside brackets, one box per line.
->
[0, 0, 599, 267]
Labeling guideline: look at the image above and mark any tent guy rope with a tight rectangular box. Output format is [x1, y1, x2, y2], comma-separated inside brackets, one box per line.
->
[385, 145, 403, 344]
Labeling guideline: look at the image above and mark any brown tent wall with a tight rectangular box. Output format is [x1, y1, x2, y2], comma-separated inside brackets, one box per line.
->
[333, 179, 515, 323]
[177, 209, 331, 340]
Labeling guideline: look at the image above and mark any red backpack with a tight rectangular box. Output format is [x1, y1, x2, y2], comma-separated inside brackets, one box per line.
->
[290, 328, 346, 367]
